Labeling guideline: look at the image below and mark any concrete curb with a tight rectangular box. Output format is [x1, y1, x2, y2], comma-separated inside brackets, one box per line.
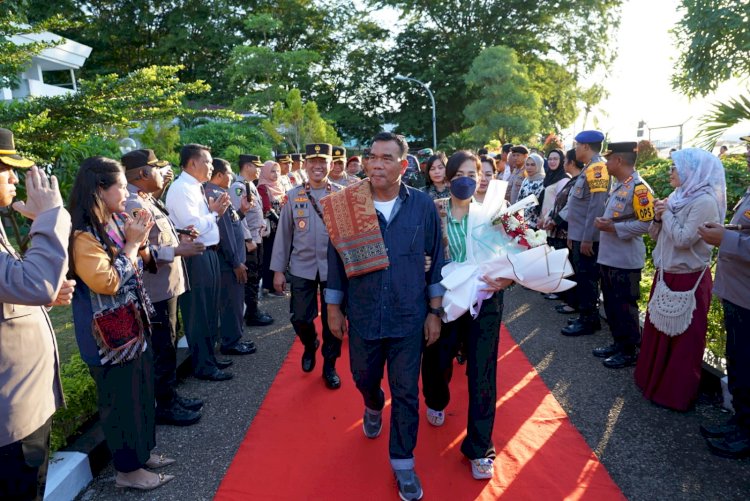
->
[44, 346, 192, 501]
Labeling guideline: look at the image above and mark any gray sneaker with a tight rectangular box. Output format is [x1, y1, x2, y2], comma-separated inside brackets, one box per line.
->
[394, 469, 423, 500]
[362, 409, 382, 439]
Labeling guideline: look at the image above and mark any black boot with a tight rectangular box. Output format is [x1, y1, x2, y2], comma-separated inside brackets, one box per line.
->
[302, 339, 320, 373]
[322, 360, 341, 390]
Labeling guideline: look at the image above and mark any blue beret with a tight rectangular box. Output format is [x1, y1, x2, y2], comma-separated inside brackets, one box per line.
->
[574, 130, 605, 144]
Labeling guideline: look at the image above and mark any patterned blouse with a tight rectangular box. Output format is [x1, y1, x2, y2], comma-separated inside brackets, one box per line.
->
[518, 176, 545, 229]
[423, 184, 451, 201]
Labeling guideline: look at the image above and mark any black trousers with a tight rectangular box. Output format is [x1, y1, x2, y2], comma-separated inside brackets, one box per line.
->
[261, 232, 276, 292]
[219, 265, 244, 350]
[724, 299, 750, 430]
[570, 240, 600, 321]
[0, 418, 52, 501]
[289, 274, 341, 362]
[244, 242, 263, 318]
[422, 293, 503, 460]
[349, 332, 423, 465]
[150, 296, 178, 406]
[89, 348, 155, 473]
[180, 249, 221, 375]
[600, 265, 641, 353]
[549, 236, 577, 308]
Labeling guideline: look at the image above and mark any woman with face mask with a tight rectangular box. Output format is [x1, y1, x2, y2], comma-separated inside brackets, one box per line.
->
[421, 150, 514, 481]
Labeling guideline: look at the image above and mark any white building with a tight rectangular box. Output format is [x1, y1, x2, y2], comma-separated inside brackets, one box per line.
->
[1, 30, 92, 101]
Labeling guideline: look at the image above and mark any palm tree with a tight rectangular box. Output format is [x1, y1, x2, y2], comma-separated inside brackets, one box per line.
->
[695, 92, 750, 150]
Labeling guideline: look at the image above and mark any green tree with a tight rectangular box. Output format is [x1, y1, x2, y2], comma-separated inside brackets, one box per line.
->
[261, 89, 341, 152]
[671, 1, 750, 147]
[463, 46, 541, 145]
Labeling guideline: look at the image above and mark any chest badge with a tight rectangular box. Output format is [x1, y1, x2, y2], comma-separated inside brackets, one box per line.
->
[298, 219, 307, 230]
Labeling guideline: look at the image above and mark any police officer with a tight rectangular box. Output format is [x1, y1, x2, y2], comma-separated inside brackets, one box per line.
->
[276, 153, 295, 191]
[290, 153, 307, 185]
[0, 128, 74, 500]
[698, 134, 750, 458]
[270, 143, 343, 389]
[506, 145, 529, 203]
[231, 154, 273, 327]
[562, 130, 610, 336]
[329, 146, 350, 185]
[122, 149, 206, 426]
[591, 142, 654, 368]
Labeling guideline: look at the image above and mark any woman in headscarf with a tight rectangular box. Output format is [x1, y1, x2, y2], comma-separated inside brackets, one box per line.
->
[257, 161, 286, 296]
[517, 153, 546, 229]
[634, 148, 726, 411]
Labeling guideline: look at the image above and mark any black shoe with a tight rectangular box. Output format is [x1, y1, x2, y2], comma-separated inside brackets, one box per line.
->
[567, 317, 582, 325]
[220, 341, 257, 355]
[700, 417, 739, 438]
[706, 429, 750, 459]
[302, 339, 320, 373]
[174, 394, 204, 412]
[216, 359, 233, 369]
[322, 363, 341, 390]
[245, 312, 274, 326]
[195, 368, 233, 381]
[602, 352, 637, 369]
[561, 320, 600, 336]
[156, 402, 201, 426]
[593, 344, 621, 358]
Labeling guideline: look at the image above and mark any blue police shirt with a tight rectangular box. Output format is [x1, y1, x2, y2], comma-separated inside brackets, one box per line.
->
[325, 183, 445, 340]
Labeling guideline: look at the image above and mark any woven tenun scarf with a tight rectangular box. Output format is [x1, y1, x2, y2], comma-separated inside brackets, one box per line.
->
[320, 178, 390, 278]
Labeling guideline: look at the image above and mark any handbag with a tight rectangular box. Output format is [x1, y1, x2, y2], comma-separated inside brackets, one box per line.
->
[647, 241, 709, 337]
[92, 300, 146, 364]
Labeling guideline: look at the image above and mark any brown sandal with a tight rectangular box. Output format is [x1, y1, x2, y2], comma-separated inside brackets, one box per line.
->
[115, 471, 175, 490]
[145, 453, 176, 469]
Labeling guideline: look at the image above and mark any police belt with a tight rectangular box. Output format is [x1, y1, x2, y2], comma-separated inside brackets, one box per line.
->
[609, 213, 638, 222]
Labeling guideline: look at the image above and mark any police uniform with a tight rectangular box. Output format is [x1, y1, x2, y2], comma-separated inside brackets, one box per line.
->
[206, 178, 254, 356]
[290, 153, 308, 185]
[562, 131, 610, 336]
[594, 142, 654, 364]
[270, 143, 343, 388]
[506, 145, 529, 204]
[276, 153, 295, 192]
[708, 150, 750, 456]
[231, 154, 273, 326]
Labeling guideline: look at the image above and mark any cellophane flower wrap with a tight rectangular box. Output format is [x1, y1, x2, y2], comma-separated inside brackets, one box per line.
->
[440, 180, 576, 322]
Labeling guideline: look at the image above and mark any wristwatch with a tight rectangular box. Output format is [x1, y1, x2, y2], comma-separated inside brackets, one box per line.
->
[427, 306, 444, 317]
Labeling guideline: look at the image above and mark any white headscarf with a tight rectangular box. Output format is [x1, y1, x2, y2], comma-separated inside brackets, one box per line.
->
[668, 148, 727, 222]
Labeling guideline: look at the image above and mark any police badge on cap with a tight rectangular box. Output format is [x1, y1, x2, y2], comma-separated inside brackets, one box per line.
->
[305, 143, 333, 159]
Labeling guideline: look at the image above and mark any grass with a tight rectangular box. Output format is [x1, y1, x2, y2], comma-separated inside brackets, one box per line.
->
[48, 305, 78, 364]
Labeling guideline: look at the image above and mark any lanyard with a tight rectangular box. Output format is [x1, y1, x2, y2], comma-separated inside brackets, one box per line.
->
[304, 182, 331, 220]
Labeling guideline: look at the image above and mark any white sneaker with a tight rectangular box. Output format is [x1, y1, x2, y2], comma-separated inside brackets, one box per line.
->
[426, 407, 445, 426]
[470, 457, 494, 480]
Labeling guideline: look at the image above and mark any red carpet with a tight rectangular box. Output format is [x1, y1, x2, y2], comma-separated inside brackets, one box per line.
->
[216, 325, 625, 500]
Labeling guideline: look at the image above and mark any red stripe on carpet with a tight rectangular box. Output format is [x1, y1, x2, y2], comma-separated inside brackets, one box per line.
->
[216, 325, 624, 500]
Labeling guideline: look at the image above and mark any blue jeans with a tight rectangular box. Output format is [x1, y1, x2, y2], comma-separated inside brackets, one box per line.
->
[349, 332, 423, 468]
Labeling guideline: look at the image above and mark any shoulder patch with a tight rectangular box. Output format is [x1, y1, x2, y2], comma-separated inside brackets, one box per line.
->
[633, 183, 655, 222]
[585, 162, 609, 193]
[280, 194, 289, 208]
[235, 187, 244, 196]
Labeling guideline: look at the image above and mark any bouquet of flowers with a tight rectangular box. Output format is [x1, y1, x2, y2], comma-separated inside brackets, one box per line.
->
[440, 180, 576, 322]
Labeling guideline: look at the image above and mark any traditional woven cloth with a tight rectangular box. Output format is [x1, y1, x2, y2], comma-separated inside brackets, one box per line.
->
[320, 178, 390, 278]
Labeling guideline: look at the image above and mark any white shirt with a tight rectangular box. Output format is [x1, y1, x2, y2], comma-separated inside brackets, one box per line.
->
[374, 197, 398, 222]
[165, 171, 220, 246]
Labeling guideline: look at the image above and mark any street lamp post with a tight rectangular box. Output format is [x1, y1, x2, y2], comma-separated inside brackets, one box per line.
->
[394, 74, 437, 151]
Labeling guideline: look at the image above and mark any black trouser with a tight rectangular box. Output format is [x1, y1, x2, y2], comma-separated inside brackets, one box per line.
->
[570, 240, 600, 321]
[180, 248, 221, 375]
[724, 299, 750, 431]
[150, 296, 179, 406]
[0, 418, 52, 501]
[349, 332, 423, 467]
[89, 348, 155, 473]
[422, 293, 503, 460]
[600, 265, 641, 354]
[549, 236, 577, 308]
[244, 242, 263, 319]
[219, 265, 244, 350]
[289, 274, 341, 362]
[261, 232, 276, 291]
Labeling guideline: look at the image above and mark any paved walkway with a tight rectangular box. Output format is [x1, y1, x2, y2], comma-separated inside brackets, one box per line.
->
[75, 289, 749, 500]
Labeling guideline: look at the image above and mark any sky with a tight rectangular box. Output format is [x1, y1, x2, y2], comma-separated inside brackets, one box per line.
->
[587, 0, 748, 150]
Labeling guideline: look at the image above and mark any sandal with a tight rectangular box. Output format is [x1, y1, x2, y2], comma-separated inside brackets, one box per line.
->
[145, 453, 176, 469]
[115, 472, 175, 490]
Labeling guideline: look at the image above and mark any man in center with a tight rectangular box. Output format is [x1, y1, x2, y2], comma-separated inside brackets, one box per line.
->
[270, 143, 343, 389]
[325, 132, 445, 501]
